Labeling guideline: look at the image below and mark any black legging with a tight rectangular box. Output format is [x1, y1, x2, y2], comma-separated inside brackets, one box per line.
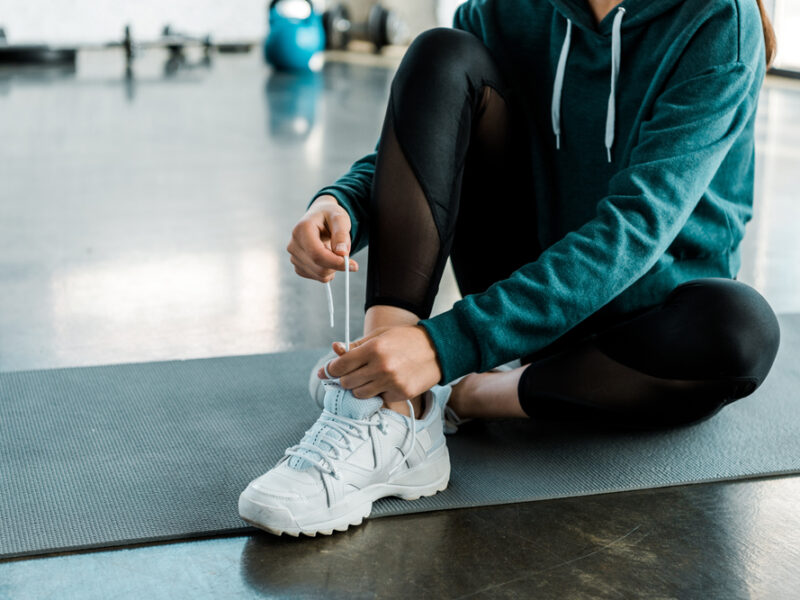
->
[364, 27, 781, 429]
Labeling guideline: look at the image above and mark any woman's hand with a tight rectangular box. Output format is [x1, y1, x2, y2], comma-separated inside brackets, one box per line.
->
[319, 325, 443, 404]
[287, 194, 358, 282]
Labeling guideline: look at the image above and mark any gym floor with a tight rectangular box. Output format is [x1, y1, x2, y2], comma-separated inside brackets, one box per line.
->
[1, 47, 799, 599]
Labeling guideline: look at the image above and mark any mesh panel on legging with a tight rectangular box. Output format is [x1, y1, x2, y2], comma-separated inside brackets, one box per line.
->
[366, 79, 521, 318]
[365, 105, 440, 317]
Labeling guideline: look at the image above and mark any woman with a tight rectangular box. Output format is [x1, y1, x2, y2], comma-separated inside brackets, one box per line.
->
[238, 0, 781, 537]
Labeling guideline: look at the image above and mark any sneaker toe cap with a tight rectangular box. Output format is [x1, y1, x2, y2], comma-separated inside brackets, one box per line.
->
[238, 490, 299, 532]
[246, 467, 320, 500]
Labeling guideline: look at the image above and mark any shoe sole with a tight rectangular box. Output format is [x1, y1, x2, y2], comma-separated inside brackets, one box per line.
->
[239, 445, 450, 537]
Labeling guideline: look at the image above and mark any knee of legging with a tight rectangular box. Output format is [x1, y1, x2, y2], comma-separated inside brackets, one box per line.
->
[673, 278, 781, 382]
[393, 27, 503, 102]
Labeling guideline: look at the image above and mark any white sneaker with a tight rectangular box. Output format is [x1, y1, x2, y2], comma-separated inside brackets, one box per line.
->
[308, 349, 338, 410]
[239, 380, 451, 537]
[443, 403, 471, 435]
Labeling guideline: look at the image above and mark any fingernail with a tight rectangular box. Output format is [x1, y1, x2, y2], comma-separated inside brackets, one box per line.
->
[335, 243, 347, 253]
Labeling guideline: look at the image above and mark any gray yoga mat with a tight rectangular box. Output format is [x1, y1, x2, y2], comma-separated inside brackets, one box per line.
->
[2, 315, 799, 559]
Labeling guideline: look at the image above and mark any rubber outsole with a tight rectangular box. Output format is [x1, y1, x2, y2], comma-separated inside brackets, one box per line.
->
[240, 477, 449, 537]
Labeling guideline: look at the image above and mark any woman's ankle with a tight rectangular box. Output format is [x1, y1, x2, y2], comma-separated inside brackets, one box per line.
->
[450, 370, 529, 419]
[383, 393, 425, 419]
[449, 373, 478, 418]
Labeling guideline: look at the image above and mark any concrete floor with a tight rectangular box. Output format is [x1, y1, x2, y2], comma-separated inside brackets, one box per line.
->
[0, 47, 799, 599]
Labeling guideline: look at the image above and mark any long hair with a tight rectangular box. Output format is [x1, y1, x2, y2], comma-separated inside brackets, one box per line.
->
[755, 0, 777, 67]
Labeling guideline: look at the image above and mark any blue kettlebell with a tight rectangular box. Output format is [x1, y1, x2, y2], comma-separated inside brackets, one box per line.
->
[264, 0, 326, 72]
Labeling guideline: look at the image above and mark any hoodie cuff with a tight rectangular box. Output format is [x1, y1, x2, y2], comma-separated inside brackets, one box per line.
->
[418, 308, 482, 385]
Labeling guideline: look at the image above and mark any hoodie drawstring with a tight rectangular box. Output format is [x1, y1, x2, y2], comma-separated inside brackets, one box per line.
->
[606, 7, 625, 162]
[551, 18, 572, 151]
[551, 6, 626, 163]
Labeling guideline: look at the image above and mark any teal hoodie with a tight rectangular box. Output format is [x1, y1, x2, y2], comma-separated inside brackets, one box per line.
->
[309, 0, 767, 384]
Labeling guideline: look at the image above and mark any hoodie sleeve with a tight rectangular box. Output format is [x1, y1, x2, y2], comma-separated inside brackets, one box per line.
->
[452, 1, 483, 37]
[418, 60, 761, 384]
[307, 1, 481, 253]
[307, 138, 380, 255]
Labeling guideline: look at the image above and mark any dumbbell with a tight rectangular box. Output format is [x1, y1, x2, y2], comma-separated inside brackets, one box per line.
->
[322, 3, 408, 51]
[0, 26, 78, 66]
[162, 25, 213, 58]
[0, 23, 242, 69]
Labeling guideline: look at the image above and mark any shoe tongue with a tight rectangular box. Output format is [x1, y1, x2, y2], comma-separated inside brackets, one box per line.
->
[287, 382, 382, 471]
[323, 382, 383, 419]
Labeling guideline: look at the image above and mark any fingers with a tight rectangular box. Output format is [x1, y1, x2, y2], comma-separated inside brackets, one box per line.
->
[317, 340, 362, 381]
[287, 218, 359, 283]
[326, 360, 380, 398]
[289, 223, 340, 270]
[341, 333, 379, 350]
[350, 381, 386, 401]
[318, 328, 391, 376]
[318, 326, 439, 403]
[289, 243, 336, 282]
[288, 238, 358, 280]
[307, 229, 350, 270]
[324, 344, 370, 379]
[324, 339, 398, 399]
[322, 333, 381, 369]
[325, 211, 352, 257]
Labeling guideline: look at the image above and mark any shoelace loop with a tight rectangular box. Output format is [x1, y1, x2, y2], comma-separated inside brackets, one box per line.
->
[317, 253, 418, 478]
[284, 409, 387, 478]
[284, 399, 417, 479]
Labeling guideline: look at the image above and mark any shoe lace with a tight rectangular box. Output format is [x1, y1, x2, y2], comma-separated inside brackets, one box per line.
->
[325, 252, 351, 350]
[284, 401, 416, 479]
[314, 254, 417, 477]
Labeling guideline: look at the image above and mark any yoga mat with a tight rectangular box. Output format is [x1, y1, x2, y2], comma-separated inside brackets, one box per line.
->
[2, 315, 799, 559]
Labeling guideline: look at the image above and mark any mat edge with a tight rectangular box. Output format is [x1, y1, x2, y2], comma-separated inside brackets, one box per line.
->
[3, 469, 798, 562]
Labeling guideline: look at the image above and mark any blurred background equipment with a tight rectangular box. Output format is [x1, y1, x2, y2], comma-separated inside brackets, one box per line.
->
[264, 0, 326, 72]
[265, 69, 323, 139]
[0, 23, 251, 69]
[322, 2, 409, 52]
[0, 1, 431, 66]
[0, 25, 77, 65]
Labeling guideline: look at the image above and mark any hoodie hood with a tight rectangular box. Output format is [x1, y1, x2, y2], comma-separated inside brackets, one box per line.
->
[548, 0, 689, 34]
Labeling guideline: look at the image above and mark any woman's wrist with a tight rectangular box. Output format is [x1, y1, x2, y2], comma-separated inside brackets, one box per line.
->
[414, 324, 443, 386]
[310, 194, 339, 209]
